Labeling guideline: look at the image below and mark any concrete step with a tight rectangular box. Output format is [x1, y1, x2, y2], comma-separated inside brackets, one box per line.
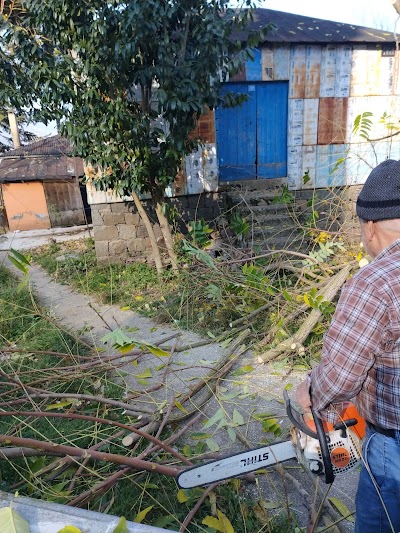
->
[250, 235, 310, 252]
[241, 212, 300, 227]
[228, 190, 290, 204]
[220, 178, 286, 192]
[249, 227, 300, 240]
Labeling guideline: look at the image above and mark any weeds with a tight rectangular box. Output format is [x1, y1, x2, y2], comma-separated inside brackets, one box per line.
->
[0, 263, 304, 531]
[33, 239, 177, 314]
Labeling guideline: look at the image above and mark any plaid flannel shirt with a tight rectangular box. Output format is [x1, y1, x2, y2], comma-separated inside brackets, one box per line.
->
[311, 239, 400, 428]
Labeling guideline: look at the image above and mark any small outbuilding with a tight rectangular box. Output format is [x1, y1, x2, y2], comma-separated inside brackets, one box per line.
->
[0, 135, 90, 232]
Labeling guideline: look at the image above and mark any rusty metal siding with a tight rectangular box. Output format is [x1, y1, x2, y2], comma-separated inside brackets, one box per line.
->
[393, 50, 400, 96]
[350, 45, 395, 97]
[303, 99, 319, 146]
[335, 46, 352, 97]
[302, 146, 317, 188]
[346, 140, 400, 185]
[287, 145, 303, 190]
[274, 44, 291, 79]
[305, 45, 321, 98]
[289, 45, 306, 98]
[261, 45, 274, 81]
[346, 95, 398, 143]
[261, 44, 291, 81]
[288, 98, 303, 146]
[316, 144, 346, 187]
[320, 45, 337, 97]
[43, 180, 85, 227]
[318, 97, 348, 145]
[186, 144, 218, 194]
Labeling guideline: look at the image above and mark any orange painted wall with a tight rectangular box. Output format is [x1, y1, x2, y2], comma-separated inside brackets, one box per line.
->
[2, 182, 51, 231]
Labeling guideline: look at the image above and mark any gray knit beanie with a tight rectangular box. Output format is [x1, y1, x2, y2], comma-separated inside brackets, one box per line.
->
[356, 159, 400, 221]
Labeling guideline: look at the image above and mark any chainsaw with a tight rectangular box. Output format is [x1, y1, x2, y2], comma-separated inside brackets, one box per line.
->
[177, 390, 366, 489]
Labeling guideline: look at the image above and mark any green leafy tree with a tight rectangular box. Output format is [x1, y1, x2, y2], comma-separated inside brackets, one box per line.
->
[0, 1, 38, 152]
[1, 0, 267, 271]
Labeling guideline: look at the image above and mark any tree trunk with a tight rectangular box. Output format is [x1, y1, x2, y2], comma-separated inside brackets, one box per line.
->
[393, 0, 400, 16]
[130, 191, 164, 274]
[7, 110, 21, 148]
[155, 200, 178, 271]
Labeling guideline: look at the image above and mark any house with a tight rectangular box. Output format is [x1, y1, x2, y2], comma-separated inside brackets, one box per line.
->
[0, 135, 90, 232]
[87, 9, 400, 263]
[213, 9, 400, 189]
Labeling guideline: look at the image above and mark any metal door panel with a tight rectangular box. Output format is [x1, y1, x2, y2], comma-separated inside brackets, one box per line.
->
[216, 81, 288, 181]
[257, 82, 288, 177]
[215, 84, 257, 181]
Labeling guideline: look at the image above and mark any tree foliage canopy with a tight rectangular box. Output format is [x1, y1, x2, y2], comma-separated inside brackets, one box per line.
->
[1, 0, 267, 197]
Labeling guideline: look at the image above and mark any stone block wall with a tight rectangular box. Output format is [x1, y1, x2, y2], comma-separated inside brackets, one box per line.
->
[92, 192, 226, 265]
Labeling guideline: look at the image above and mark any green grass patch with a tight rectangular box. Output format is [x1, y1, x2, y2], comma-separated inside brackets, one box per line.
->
[0, 261, 297, 530]
[33, 239, 178, 318]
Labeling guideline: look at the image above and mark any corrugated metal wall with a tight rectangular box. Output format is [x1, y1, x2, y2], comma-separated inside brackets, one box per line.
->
[283, 43, 400, 189]
[43, 180, 86, 227]
[88, 41, 400, 206]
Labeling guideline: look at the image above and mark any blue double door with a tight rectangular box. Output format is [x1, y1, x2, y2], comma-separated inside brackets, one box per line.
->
[215, 82, 288, 181]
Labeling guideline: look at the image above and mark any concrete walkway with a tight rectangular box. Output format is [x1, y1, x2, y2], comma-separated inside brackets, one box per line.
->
[0, 225, 93, 251]
[0, 243, 358, 533]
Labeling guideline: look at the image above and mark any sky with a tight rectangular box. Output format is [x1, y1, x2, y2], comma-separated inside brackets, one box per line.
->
[22, 0, 400, 140]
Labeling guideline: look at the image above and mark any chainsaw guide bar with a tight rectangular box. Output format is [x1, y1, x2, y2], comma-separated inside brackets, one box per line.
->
[177, 441, 296, 489]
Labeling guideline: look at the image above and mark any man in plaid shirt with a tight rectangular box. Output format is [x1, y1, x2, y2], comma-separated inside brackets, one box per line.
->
[297, 159, 400, 533]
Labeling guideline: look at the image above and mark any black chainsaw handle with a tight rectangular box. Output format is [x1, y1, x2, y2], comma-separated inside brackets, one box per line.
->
[283, 390, 334, 484]
[311, 406, 334, 484]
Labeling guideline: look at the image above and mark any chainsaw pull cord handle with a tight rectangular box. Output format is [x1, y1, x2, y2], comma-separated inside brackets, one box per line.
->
[283, 389, 334, 484]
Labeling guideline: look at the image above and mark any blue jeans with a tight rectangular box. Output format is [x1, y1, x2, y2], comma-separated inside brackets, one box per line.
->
[355, 426, 400, 533]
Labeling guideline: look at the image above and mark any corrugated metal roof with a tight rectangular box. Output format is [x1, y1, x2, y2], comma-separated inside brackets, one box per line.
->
[2, 135, 73, 158]
[0, 156, 84, 182]
[0, 135, 84, 182]
[251, 9, 398, 43]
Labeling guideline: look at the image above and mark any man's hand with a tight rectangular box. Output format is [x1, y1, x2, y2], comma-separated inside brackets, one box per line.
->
[296, 380, 312, 412]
